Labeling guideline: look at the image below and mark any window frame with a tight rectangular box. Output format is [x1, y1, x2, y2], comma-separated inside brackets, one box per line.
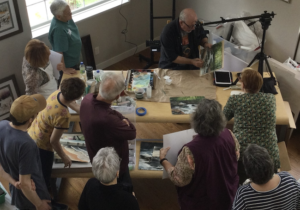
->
[28, 0, 130, 38]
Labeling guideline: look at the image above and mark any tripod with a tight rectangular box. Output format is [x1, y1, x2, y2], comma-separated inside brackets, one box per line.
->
[202, 11, 276, 78]
[139, 0, 176, 69]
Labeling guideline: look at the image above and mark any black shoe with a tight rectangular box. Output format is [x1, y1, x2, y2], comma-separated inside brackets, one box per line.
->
[51, 200, 68, 210]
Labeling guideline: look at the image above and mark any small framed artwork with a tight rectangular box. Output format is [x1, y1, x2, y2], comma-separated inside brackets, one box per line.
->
[0, 0, 23, 41]
[0, 74, 20, 121]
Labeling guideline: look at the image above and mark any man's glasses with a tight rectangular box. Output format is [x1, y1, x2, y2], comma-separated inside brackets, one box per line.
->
[183, 21, 196, 29]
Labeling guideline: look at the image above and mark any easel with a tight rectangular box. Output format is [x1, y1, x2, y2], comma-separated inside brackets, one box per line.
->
[139, 0, 176, 69]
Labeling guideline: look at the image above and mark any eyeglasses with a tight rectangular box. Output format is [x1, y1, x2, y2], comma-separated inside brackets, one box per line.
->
[183, 21, 196, 29]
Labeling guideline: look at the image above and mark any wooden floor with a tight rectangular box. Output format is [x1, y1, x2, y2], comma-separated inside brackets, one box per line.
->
[1, 48, 300, 210]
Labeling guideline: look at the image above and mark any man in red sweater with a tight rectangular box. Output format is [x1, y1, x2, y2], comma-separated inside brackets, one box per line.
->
[80, 72, 136, 192]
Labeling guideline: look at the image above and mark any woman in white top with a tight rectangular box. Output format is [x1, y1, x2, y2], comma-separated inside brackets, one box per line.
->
[22, 39, 59, 99]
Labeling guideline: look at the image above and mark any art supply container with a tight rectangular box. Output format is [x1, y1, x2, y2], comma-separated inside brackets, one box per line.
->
[86, 79, 96, 94]
[134, 88, 145, 99]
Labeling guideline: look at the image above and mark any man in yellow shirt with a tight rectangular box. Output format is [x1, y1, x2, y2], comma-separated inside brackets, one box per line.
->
[28, 77, 85, 188]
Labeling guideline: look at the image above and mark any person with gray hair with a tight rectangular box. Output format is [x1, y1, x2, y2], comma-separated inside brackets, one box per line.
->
[159, 8, 212, 70]
[160, 99, 240, 210]
[232, 144, 300, 210]
[80, 72, 136, 193]
[48, 0, 81, 85]
[78, 147, 139, 210]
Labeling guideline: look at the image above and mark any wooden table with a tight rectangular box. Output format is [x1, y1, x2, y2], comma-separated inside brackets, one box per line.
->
[64, 71, 289, 126]
[53, 70, 289, 181]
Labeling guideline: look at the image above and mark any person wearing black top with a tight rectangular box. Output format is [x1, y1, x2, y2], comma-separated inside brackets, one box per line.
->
[78, 147, 139, 210]
[159, 8, 211, 70]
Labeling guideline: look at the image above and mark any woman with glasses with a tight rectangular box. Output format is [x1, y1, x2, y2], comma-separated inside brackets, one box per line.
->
[223, 68, 280, 185]
[78, 147, 140, 210]
[159, 8, 212, 70]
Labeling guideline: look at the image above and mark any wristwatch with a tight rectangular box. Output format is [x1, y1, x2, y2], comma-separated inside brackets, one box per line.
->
[160, 158, 168, 165]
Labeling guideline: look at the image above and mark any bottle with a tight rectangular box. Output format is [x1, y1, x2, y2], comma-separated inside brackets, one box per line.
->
[79, 62, 85, 75]
[147, 84, 152, 99]
[86, 66, 93, 80]
[94, 70, 101, 83]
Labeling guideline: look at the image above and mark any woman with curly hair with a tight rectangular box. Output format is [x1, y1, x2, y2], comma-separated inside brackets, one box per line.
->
[160, 99, 240, 210]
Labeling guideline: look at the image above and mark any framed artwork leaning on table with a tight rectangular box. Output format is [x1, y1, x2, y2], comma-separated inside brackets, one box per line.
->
[0, 74, 20, 121]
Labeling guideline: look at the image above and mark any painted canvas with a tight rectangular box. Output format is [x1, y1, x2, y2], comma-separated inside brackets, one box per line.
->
[139, 142, 163, 171]
[170, 96, 204, 115]
[200, 41, 224, 76]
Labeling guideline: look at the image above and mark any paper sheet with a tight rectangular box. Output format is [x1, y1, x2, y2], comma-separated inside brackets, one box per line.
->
[162, 129, 197, 179]
[49, 50, 62, 80]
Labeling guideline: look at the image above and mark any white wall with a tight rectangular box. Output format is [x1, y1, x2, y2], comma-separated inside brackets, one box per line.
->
[39, 0, 172, 68]
[177, 0, 300, 62]
[0, 0, 172, 94]
[0, 0, 31, 94]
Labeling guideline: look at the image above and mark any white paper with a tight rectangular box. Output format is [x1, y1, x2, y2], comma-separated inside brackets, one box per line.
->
[230, 91, 244, 96]
[162, 129, 197, 179]
[49, 50, 63, 80]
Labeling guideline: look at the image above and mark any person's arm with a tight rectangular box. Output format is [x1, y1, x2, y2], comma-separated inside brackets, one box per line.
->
[231, 188, 246, 210]
[19, 174, 51, 210]
[50, 128, 72, 168]
[229, 130, 240, 161]
[173, 56, 204, 68]
[0, 164, 20, 188]
[160, 146, 195, 187]
[109, 111, 136, 141]
[22, 60, 40, 95]
[223, 96, 235, 121]
[57, 52, 76, 75]
[68, 100, 81, 114]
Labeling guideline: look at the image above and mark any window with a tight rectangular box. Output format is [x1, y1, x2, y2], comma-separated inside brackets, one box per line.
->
[26, 0, 129, 38]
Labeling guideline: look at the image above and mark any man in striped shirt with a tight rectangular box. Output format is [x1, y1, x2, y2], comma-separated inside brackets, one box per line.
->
[232, 144, 300, 210]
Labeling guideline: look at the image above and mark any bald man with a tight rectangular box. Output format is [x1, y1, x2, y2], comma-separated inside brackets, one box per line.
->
[159, 8, 211, 70]
[80, 72, 136, 193]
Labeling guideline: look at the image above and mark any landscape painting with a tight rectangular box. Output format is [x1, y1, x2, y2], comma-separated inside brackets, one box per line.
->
[200, 41, 224, 76]
[170, 96, 204, 115]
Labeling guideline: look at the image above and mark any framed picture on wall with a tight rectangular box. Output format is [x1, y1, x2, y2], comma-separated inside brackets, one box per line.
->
[0, 74, 20, 121]
[0, 0, 23, 41]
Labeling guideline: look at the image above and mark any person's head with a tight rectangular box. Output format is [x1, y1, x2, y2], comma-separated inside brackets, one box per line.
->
[50, 0, 72, 22]
[25, 39, 50, 68]
[10, 94, 46, 127]
[92, 147, 120, 184]
[243, 144, 274, 185]
[191, 99, 226, 137]
[99, 72, 125, 101]
[179, 8, 198, 33]
[60, 78, 85, 102]
[240, 68, 263, 93]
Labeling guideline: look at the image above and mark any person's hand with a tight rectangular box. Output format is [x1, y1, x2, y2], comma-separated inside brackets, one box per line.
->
[191, 58, 204, 68]
[63, 67, 76, 75]
[159, 147, 170, 160]
[36, 200, 51, 210]
[204, 42, 212, 49]
[62, 155, 72, 168]
[14, 181, 21, 190]
[57, 63, 64, 71]
[123, 119, 129, 126]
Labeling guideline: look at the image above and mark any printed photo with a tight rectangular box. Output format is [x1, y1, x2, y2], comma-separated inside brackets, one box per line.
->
[139, 142, 163, 171]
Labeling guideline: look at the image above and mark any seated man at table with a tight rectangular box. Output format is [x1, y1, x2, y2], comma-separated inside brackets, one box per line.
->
[0, 94, 51, 210]
[80, 72, 136, 192]
[78, 147, 139, 210]
[28, 77, 85, 190]
[159, 8, 211, 70]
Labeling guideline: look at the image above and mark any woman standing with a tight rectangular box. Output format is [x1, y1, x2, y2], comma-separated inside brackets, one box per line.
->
[160, 99, 239, 210]
[223, 68, 280, 184]
[48, 0, 81, 85]
[22, 39, 58, 99]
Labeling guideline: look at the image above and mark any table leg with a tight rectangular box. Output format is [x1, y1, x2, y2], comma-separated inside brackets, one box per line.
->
[278, 125, 288, 143]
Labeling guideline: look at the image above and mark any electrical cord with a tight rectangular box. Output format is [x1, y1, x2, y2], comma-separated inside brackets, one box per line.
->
[119, 0, 138, 56]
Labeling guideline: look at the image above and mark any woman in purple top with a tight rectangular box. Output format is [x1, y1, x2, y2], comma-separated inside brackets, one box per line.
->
[160, 99, 240, 210]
